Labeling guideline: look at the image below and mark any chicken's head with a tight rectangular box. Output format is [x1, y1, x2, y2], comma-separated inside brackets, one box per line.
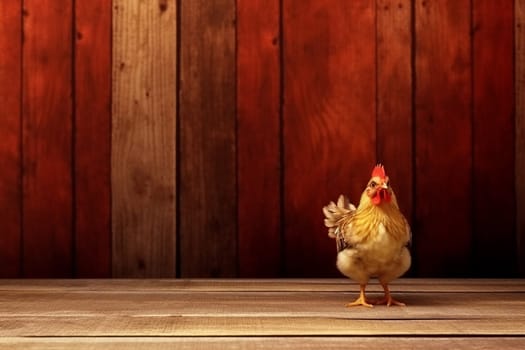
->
[365, 164, 392, 205]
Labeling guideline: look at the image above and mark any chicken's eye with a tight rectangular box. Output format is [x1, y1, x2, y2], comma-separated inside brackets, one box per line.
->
[370, 181, 377, 188]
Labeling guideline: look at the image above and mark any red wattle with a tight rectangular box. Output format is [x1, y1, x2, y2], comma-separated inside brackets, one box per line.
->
[372, 189, 391, 205]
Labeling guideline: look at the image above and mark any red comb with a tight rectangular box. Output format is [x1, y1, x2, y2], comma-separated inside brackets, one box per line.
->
[371, 164, 386, 179]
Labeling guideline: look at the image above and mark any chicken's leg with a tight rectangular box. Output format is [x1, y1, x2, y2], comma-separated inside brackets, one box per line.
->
[345, 284, 373, 308]
[373, 283, 405, 306]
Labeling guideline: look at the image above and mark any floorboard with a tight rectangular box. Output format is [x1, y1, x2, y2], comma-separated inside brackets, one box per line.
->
[1, 337, 525, 350]
[0, 279, 523, 349]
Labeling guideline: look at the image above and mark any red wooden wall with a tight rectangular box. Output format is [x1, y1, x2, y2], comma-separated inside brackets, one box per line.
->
[0, 0, 110, 278]
[0, 0, 523, 278]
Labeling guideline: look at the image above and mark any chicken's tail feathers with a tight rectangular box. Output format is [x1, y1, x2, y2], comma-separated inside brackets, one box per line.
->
[323, 194, 356, 238]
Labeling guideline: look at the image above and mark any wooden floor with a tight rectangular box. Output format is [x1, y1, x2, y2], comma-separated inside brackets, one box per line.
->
[0, 279, 524, 349]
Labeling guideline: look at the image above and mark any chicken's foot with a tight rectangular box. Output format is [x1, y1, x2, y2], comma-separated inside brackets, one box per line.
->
[372, 283, 406, 306]
[345, 284, 374, 308]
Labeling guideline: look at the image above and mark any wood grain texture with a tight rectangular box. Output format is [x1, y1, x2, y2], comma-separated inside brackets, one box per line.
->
[472, 0, 516, 276]
[0, 0, 22, 277]
[0, 279, 524, 339]
[179, 0, 237, 277]
[237, 0, 281, 277]
[1, 337, 525, 350]
[376, 0, 413, 229]
[414, 0, 472, 276]
[283, 1, 376, 276]
[2, 316, 525, 337]
[1, 290, 524, 319]
[74, 316, 496, 337]
[22, 0, 73, 277]
[1, 278, 524, 293]
[517, 0, 525, 276]
[112, 0, 176, 277]
[75, 0, 111, 277]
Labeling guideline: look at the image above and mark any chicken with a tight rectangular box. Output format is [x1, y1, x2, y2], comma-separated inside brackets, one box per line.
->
[323, 164, 411, 307]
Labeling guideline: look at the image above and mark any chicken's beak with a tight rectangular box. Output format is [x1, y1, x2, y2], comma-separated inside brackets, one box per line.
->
[378, 182, 392, 203]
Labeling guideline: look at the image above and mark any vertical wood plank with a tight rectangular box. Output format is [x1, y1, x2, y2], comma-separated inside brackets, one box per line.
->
[283, 0, 376, 277]
[472, 0, 515, 276]
[0, 0, 22, 277]
[237, 0, 281, 277]
[415, 0, 472, 276]
[180, 0, 237, 277]
[22, 0, 73, 277]
[376, 0, 413, 231]
[517, 0, 525, 276]
[75, 0, 112, 277]
[112, 0, 177, 277]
